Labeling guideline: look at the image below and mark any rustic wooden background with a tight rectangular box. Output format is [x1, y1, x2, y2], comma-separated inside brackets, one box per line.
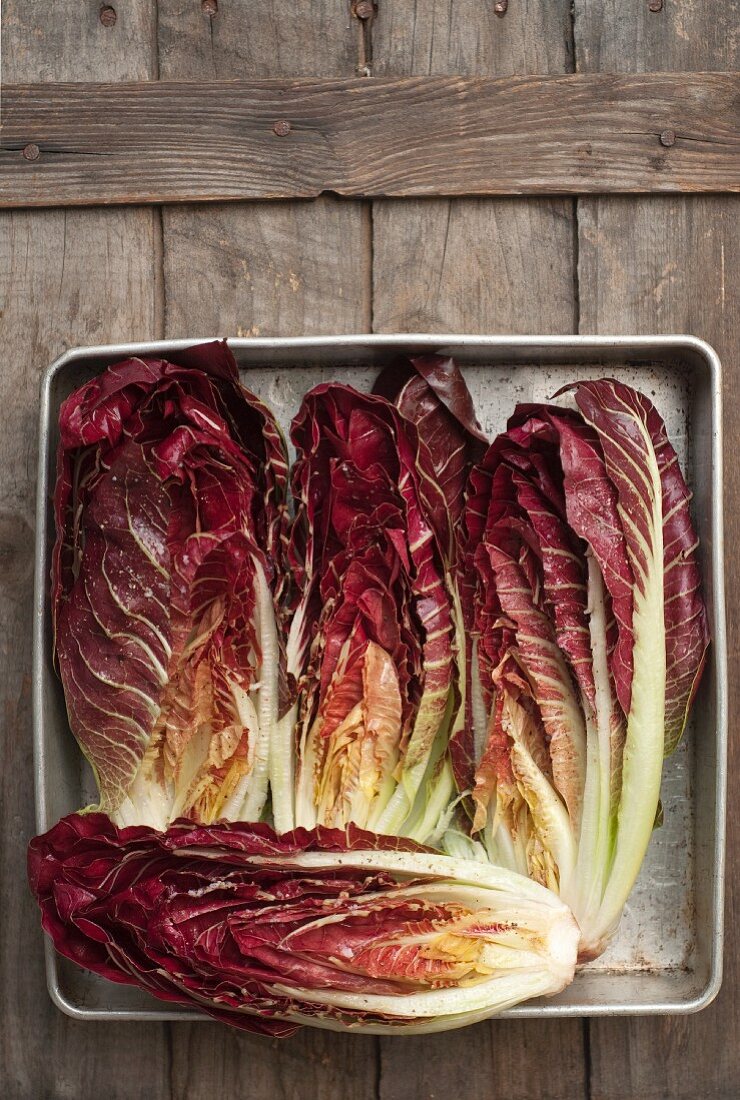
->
[1, 2, 738, 1098]
[3, 72, 739, 202]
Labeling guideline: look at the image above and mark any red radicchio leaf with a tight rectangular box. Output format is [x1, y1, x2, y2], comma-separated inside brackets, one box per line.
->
[52, 341, 289, 826]
[503, 405, 635, 717]
[373, 356, 488, 799]
[464, 376, 709, 957]
[287, 384, 458, 836]
[373, 355, 487, 538]
[29, 815, 579, 1034]
[564, 379, 710, 753]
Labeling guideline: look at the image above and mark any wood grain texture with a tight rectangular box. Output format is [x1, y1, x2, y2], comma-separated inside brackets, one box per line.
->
[371, 2, 577, 336]
[158, 0, 370, 343]
[0, 7, 164, 1100]
[2, 73, 738, 207]
[167, 1023, 377, 1100]
[158, 0, 359, 79]
[372, 196, 576, 333]
[0, 0, 158, 83]
[376, 1021, 588, 1100]
[575, 3, 740, 1097]
[574, 0, 740, 75]
[371, 4, 586, 1097]
[162, 197, 369, 336]
[159, 6, 375, 1097]
[374, 0, 575, 76]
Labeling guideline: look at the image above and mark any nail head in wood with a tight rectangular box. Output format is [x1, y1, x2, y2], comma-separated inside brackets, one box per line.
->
[354, 1, 375, 18]
[660, 129, 676, 147]
[201, 0, 218, 15]
[648, 0, 663, 11]
[494, 1, 508, 15]
[273, 119, 292, 137]
[99, 5, 117, 26]
[22, 143, 40, 161]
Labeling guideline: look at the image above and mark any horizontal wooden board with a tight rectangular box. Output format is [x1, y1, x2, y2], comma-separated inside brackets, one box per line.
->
[1, 72, 738, 206]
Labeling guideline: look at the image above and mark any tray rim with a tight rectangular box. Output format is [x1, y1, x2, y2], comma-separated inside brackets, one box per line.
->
[33, 332, 727, 1022]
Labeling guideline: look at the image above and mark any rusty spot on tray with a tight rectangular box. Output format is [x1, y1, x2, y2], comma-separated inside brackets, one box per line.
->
[99, 5, 117, 26]
[660, 129, 676, 147]
[273, 120, 292, 137]
[22, 143, 40, 161]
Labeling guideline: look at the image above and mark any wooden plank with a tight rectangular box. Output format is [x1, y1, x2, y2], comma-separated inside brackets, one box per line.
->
[574, 0, 740, 74]
[372, 196, 577, 333]
[157, 0, 359, 78]
[0, 3, 167, 1099]
[161, 196, 369, 336]
[158, 4, 375, 1096]
[371, 2, 586, 1094]
[1, 72, 739, 207]
[371, 1, 578, 337]
[158, 0, 370, 341]
[574, 4, 740, 1098]
[0, 0, 158, 82]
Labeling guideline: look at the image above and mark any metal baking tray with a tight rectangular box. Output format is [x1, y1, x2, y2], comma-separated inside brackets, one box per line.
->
[33, 334, 727, 1022]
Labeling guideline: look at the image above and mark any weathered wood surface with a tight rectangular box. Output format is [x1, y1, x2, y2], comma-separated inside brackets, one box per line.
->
[0, 3, 167, 1099]
[157, 0, 369, 344]
[574, 2, 739, 1096]
[371, 0, 577, 337]
[1, 72, 738, 206]
[1, 0, 738, 1097]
